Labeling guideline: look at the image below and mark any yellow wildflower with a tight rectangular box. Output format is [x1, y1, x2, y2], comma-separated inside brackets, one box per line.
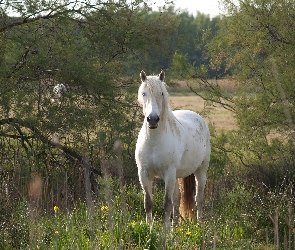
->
[186, 231, 192, 236]
[131, 221, 136, 227]
[54, 205, 59, 212]
[101, 205, 109, 211]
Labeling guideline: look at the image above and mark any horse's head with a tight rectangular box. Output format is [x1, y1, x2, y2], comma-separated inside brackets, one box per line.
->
[138, 70, 167, 129]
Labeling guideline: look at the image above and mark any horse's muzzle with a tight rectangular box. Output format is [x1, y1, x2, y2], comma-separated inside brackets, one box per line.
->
[147, 114, 160, 129]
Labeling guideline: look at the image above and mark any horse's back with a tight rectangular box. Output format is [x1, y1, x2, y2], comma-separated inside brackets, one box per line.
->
[173, 110, 209, 136]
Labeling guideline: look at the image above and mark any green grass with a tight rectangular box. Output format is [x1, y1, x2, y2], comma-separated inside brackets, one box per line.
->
[2, 178, 294, 250]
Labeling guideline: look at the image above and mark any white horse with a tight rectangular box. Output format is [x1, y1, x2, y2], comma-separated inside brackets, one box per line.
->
[135, 70, 210, 229]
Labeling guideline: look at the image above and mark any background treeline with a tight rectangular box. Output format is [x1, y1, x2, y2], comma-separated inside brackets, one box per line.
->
[1, 0, 295, 248]
[0, 1, 221, 210]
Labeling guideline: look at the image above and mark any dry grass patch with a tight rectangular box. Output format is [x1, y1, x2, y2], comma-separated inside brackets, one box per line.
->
[169, 95, 236, 131]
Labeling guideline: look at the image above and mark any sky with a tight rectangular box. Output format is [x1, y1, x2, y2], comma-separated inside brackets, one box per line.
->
[6, 0, 223, 17]
[150, 0, 222, 17]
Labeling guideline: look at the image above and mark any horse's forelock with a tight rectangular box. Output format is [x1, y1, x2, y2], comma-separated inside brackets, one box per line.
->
[147, 76, 167, 101]
[138, 76, 167, 106]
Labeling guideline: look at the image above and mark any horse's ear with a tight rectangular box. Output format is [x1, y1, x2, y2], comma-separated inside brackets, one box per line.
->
[159, 70, 165, 81]
[140, 70, 147, 82]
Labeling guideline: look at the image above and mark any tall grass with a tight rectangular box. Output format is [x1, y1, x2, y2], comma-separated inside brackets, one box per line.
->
[1, 171, 295, 249]
[1, 137, 294, 249]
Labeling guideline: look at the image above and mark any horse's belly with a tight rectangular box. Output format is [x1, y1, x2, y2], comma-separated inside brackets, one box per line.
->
[176, 145, 205, 178]
[136, 142, 203, 179]
[176, 129, 208, 177]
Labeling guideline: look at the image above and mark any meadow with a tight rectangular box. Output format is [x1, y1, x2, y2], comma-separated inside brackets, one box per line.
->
[5, 166, 293, 249]
[169, 94, 236, 132]
[1, 82, 294, 250]
[168, 79, 237, 132]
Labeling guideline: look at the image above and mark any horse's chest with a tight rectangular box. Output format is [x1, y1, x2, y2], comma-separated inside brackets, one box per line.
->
[136, 139, 180, 175]
[145, 142, 176, 161]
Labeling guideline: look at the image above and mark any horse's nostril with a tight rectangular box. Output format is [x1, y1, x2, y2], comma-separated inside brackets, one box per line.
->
[147, 114, 160, 126]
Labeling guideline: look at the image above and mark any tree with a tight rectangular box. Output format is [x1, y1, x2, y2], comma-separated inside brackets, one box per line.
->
[172, 0, 295, 186]
[0, 0, 179, 209]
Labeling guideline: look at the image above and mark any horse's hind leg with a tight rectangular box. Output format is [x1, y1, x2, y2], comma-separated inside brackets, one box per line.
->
[194, 159, 209, 220]
[138, 171, 153, 224]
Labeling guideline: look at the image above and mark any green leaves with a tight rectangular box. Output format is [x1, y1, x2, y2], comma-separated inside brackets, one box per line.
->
[0, 3, 181, 220]
[171, 0, 295, 191]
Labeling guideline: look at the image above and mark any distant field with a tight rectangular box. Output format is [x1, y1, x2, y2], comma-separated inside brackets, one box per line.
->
[169, 94, 236, 131]
[167, 78, 237, 131]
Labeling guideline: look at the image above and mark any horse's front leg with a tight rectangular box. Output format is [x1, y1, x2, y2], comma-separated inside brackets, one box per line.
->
[173, 180, 180, 226]
[138, 170, 153, 224]
[164, 171, 177, 231]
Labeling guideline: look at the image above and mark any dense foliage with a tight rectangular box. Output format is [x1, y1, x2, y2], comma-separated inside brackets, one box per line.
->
[173, 0, 295, 185]
[171, 1, 295, 248]
[0, 0, 177, 198]
[0, 0, 221, 209]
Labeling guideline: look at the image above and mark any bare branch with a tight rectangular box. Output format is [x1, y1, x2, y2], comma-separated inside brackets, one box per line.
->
[186, 80, 236, 112]
[265, 23, 291, 45]
[0, 117, 85, 163]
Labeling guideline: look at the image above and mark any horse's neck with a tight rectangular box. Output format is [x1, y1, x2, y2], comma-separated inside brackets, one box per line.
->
[165, 108, 178, 131]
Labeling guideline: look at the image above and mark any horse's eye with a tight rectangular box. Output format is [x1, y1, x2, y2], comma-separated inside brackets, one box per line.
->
[162, 92, 164, 96]
[142, 92, 146, 96]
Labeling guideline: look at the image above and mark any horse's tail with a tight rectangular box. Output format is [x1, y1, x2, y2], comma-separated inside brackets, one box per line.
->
[178, 174, 196, 221]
